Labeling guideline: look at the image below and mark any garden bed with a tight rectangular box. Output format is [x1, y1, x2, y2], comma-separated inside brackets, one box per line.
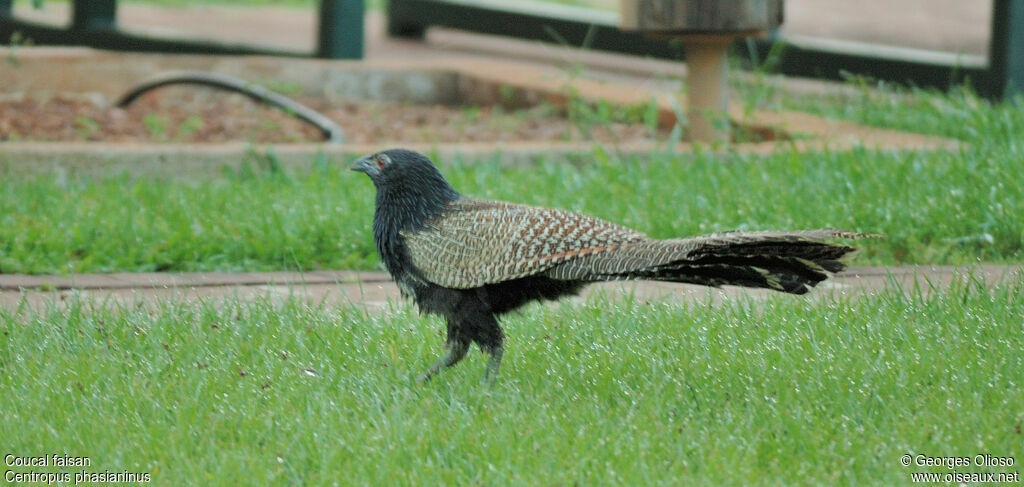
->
[0, 88, 669, 145]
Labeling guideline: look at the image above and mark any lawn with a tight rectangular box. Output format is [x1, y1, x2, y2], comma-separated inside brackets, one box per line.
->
[2, 45, 1023, 485]
[1, 276, 1021, 485]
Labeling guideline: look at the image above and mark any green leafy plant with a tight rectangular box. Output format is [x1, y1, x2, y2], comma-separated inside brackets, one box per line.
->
[142, 113, 170, 141]
[74, 115, 102, 140]
[176, 115, 205, 140]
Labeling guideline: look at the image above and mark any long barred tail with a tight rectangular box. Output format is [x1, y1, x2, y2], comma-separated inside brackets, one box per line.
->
[547, 229, 866, 295]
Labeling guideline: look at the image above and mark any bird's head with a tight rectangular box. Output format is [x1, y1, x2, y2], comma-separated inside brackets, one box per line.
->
[350, 148, 461, 208]
[350, 149, 438, 183]
[349, 150, 394, 181]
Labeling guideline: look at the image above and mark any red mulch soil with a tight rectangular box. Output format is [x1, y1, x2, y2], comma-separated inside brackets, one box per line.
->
[0, 87, 666, 144]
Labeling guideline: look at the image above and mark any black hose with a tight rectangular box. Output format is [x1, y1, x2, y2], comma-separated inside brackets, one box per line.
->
[115, 71, 344, 144]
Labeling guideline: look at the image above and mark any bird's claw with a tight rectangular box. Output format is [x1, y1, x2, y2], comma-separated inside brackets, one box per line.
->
[416, 369, 437, 384]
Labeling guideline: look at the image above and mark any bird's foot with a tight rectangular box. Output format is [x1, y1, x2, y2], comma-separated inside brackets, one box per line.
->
[416, 369, 437, 384]
[482, 345, 503, 386]
[416, 339, 469, 384]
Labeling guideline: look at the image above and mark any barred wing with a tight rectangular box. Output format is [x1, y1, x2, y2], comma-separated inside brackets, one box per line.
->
[401, 198, 647, 289]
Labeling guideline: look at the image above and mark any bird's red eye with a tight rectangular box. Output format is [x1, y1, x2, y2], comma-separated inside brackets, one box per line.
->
[376, 156, 387, 169]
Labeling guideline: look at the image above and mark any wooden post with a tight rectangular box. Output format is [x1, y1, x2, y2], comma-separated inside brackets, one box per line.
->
[621, 0, 783, 143]
[683, 35, 732, 142]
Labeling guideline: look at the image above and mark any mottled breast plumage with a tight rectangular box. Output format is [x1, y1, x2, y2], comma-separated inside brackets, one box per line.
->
[400, 198, 647, 288]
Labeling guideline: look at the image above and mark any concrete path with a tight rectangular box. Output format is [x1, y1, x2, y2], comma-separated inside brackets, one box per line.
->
[2, 266, 1020, 310]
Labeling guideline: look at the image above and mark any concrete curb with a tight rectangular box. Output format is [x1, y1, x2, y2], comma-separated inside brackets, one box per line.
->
[1, 265, 1019, 291]
[1, 265, 1020, 310]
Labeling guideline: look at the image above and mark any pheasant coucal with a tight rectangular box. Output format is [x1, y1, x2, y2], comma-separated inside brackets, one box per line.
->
[352, 148, 863, 383]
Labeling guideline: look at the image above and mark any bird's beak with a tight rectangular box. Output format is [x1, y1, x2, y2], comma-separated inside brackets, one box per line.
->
[350, 156, 375, 175]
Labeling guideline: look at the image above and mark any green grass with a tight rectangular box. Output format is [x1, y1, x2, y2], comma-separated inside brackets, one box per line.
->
[1, 276, 1021, 485]
[0, 160, 375, 274]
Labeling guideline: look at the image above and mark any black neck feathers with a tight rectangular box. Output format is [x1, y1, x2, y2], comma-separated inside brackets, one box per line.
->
[368, 149, 461, 277]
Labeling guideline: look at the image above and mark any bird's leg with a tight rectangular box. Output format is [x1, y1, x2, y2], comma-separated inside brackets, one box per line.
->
[470, 308, 505, 386]
[481, 345, 503, 386]
[417, 338, 469, 383]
